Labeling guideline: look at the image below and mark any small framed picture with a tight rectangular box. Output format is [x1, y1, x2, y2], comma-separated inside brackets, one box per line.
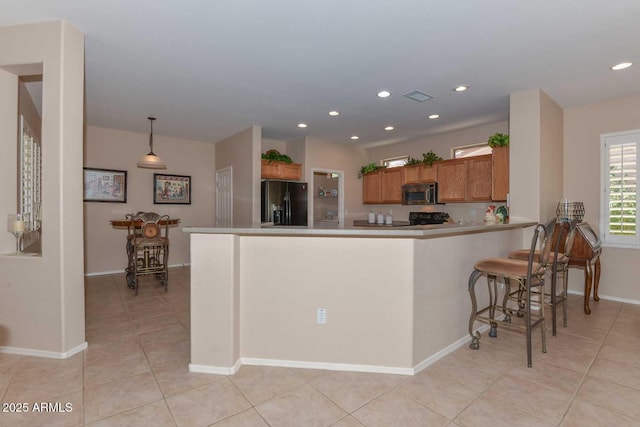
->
[83, 168, 127, 203]
[154, 174, 191, 205]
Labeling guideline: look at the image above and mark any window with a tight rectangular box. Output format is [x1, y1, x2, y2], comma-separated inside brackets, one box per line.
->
[601, 130, 638, 248]
[381, 156, 408, 168]
[453, 143, 492, 159]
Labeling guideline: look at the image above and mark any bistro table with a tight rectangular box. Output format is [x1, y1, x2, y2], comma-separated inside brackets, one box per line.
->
[110, 217, 181, 287]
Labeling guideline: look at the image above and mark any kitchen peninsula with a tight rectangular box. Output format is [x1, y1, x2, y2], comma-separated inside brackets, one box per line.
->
[183, 221, 535, 376]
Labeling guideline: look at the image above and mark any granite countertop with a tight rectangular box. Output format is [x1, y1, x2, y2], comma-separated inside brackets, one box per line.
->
[182, 220, 537, 239]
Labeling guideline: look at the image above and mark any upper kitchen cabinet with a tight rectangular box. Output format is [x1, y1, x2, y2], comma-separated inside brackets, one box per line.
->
[403, 164, 437, 184]
[437, 159, 467, 202]
[491, 146, 509, 201]
[381, 167, 403, 203]
[362, 167, 403, 204]
[437, 150, 508, 203]
[363, 170, 382, 204]
[261, 160, 302, 181]
[467, 155, 492, 201]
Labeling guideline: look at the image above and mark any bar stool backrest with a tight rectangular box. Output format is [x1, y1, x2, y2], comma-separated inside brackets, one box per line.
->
[528, 218, 557, 284]
[128, 211, 170, 243]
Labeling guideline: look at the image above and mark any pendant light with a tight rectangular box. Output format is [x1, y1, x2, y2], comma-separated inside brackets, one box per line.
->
[136, 117, 167, 169]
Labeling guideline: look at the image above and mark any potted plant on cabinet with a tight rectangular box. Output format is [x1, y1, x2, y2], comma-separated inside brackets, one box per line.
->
[261, 150, 301, 180]
[487, 133, 509, 148]
[357, 162, 385, 179]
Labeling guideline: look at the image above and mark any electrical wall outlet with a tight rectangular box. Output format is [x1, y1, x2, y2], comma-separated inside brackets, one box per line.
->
[317, 308, 327, 325]
[470, 208, 477, 216]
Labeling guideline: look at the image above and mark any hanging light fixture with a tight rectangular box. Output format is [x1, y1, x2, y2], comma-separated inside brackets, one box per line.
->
[137, 117, 167, 169]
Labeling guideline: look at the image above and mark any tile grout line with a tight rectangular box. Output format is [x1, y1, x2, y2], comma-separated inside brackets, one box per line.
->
[556, 302, 623, 425]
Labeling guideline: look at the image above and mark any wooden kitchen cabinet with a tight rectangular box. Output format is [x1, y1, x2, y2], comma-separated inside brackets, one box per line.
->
[491, 146, 509, 201]
[404, 164, 437, 184]
[467, 155, 492, 201]
[437, 159, 467, 202]
[261, 160, 302, 181]
[362, 149, 508, 204]
[363, 168, 403, 204]
[381, 168, 403, 203]
[363, 170, 382, 204]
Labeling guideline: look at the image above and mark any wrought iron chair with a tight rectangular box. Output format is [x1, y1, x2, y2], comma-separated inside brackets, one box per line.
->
[126, 211, 170, 296]
[468, 218, 558, 367]
[507, 218, 579, 336]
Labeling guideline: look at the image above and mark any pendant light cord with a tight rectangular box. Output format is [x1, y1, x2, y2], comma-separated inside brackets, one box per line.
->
[148, 116, 156, 155]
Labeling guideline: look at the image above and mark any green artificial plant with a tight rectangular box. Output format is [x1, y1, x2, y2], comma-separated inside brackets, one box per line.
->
[487, 133, 510, 148]
[261, 150, 293, 163]
[422, 150, 443, 166]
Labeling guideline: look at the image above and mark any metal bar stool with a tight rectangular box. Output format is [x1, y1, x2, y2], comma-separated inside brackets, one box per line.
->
[507, 219, 579, 336]
[468, 218, 557, 367]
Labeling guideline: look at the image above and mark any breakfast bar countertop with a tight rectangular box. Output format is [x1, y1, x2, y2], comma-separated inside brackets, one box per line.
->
[182, 220, 537, 238]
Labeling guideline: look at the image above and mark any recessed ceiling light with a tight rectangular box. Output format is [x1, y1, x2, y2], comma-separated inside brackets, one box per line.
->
[428, 114, 440, 119]
[377, 90, 391, 98]
[329, 111, 340, 116]
[350, 136, 359, 140]
[384, 126, 394, 131]
[454, 85, 468, 92]
[297, 123, 307, 128]
[611, 62, 633, 71]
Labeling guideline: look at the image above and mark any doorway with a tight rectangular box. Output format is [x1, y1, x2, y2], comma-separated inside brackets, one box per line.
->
[310, 168, 344, 226]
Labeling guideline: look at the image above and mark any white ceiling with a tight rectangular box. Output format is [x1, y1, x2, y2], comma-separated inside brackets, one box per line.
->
[1, 0, 640, 147]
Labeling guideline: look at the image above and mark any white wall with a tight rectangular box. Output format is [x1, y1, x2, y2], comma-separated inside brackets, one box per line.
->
[215, 126, 261, 225]
[564, 93, 640, 302]
[367, 121, 508, 164]
[0, 21, 85, 355]
[539, 91, 564, 221]
[509, 89, 542, 222]
[304, 137, 369, 221]
[83, 126, 215, 274]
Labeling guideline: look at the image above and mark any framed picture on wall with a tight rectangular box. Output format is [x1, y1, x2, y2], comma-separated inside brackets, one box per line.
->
[83, 168, 127, 203]
[153, 174, 191, 205]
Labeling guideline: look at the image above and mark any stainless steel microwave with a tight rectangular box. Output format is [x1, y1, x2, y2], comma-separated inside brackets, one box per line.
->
[402, 182, 438, 205]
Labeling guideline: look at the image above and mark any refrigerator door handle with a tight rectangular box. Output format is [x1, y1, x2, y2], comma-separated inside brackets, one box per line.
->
[285, 191, 291, 224]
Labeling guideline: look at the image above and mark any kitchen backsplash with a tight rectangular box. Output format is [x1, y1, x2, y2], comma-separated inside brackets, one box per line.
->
[358, 202, 507, 224]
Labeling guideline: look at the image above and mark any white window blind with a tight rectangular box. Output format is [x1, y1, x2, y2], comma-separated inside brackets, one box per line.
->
[601, 130, 638, 248]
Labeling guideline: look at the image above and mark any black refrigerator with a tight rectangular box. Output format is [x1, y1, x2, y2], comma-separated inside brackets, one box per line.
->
[261, 180, 308, 226]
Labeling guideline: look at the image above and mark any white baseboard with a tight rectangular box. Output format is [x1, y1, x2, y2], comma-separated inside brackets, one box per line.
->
[190, 359, 241, 375]
[189, 326, 492, 378]
[0, 341, 87, 359]
[567, 289, 640, 305]
[85, 263, 190, 277]
[241, 357, 414, 376]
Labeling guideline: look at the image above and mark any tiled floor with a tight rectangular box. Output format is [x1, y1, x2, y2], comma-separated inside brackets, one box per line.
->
[1, 267, 640, 426]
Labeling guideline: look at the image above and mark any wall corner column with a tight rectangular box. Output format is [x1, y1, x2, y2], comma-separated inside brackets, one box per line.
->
[189, 233, 240, 374]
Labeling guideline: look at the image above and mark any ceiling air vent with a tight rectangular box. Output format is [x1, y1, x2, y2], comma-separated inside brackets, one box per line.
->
[404, 90, 433, 102]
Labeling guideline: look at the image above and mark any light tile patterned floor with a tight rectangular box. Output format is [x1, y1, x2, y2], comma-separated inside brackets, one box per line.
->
[1, 267, 640, 426]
